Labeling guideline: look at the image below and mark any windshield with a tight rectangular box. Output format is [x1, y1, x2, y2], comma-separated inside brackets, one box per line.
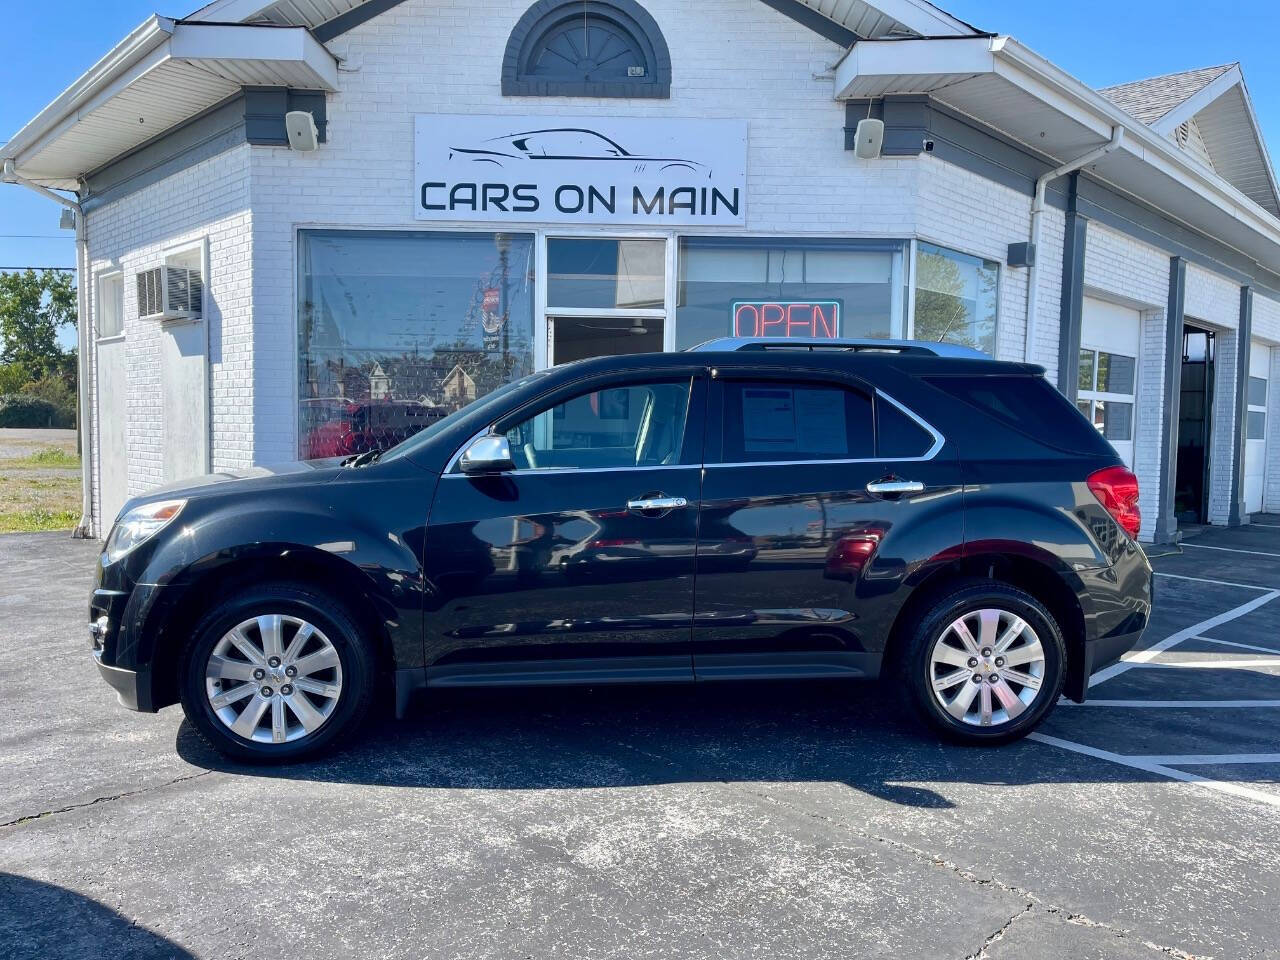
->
[378, 369, 553, 463]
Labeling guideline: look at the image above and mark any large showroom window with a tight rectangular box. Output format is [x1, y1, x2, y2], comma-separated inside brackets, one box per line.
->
[913, 242, 999, 355]
[675, 238, 902, 350]
[297, 230, 535, 459]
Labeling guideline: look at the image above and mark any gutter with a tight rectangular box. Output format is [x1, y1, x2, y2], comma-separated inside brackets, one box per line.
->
[2, 159, 94, 539]
[1023, 127, 1125, 363]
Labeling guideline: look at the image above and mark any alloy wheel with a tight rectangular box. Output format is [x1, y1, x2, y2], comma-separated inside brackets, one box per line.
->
[204, 614, 343, 744]
[928, 608, 1046, 727]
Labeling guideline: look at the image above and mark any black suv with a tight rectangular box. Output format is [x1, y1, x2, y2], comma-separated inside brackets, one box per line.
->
[89, 338, 1152, 761]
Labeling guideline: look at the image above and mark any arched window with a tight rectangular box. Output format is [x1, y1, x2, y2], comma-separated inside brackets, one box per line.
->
[502, 0, 671, 99]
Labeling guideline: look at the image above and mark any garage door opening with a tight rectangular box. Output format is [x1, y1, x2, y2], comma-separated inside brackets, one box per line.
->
[1175, 325, 1215, 524]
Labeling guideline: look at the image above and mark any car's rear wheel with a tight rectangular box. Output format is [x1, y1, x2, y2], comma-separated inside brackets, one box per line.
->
[179, 583, 374, 762]
[904, 581, 1065, 744]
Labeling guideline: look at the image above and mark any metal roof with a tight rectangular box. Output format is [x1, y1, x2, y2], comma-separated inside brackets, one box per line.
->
[187, 0, 367, 29]
[791, 0, 980, 38]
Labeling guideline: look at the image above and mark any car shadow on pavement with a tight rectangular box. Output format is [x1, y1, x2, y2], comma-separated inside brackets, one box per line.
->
[0, 872, 195, 960]
[174, 680, 1110, 809]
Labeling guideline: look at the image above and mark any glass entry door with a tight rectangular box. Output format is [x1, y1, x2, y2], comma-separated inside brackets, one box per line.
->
[549, 315, 664, 364]
[545, 236, 668, 364]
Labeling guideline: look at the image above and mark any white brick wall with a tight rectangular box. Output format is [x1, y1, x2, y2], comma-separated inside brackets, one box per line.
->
[248, 0, 927, 462]
[1134, 309, 1169, 541]
[85, 144, 253, 534]
[915, 156, 1035, 367]
[73, 0, 1278, 540]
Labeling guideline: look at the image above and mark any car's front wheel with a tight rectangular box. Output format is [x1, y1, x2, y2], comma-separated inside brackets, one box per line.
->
[904, 581, 1065, 744]
[179, 583, 374, 762]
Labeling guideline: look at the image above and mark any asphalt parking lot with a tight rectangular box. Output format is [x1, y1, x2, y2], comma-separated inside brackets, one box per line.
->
[3, 522, 1280, 960]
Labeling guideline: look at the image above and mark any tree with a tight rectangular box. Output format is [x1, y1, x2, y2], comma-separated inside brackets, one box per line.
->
[0, 269, 77, 381]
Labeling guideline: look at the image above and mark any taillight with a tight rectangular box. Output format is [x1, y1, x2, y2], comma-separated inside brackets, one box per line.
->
[1087, 466, 1141, 540]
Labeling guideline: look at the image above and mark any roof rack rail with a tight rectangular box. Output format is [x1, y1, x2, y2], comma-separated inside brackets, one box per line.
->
[686, 337, 989, 359]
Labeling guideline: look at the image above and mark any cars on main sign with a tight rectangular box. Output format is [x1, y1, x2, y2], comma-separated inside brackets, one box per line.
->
[89, 338, 1152, 761]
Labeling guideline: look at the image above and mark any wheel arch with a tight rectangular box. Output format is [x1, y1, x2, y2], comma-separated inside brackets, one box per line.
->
[883, 549, 1090, 701]
[144, 544, 397, 712]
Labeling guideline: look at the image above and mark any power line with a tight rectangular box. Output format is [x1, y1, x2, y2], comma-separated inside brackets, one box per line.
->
[0, 266, 76, 272]
[0, 233, 74, 239]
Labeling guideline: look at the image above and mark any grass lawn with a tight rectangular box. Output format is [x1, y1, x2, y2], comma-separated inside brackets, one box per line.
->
[0, 444, 82, 533]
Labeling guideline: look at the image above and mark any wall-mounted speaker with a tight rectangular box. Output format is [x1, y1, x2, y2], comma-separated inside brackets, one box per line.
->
[854, 118, 884, 159]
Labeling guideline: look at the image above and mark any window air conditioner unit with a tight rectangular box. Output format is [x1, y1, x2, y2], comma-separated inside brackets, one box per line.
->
[136, 265, 203, 321]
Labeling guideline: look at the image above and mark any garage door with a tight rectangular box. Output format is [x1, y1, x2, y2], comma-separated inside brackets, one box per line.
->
[1244, 341, 1269, 515]
[1079, 297, 1141, 469]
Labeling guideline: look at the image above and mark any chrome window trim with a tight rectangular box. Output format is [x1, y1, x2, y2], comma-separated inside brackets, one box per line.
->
[442, 462, 696, 478]
[444, 385, 944, 474]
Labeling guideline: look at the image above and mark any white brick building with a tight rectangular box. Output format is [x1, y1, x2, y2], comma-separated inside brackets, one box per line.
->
[4, 0, 1280, 542]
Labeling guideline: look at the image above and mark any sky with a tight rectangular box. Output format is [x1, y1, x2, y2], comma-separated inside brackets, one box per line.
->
[0, 0, 1278, 274]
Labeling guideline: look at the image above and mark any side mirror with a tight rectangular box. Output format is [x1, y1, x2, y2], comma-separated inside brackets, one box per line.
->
[459, 433, 515, 474]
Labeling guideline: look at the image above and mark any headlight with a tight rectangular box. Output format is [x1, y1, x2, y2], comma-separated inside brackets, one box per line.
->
[104, 499, 186, 564]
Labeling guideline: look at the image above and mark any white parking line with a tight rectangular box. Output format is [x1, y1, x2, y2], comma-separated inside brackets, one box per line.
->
[1028, 733, 1280, 809]
[1125, 753, 1280, 765]
[1192, 635, 1280, 655]
[1066, 699, 1280, 708]
[1153, 571, 1275, 591]
[1089, 589, 1280, 687]
[1181, 543, 1280, 558]
[1129, 657, 1280, 669]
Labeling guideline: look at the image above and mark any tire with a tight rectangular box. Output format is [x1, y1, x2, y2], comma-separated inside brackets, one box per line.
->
[178, 582, 375, 762]
[902, 580, 1066, 745]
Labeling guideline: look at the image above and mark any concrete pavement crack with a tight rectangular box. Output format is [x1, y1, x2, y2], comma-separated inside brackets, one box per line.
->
[598, 735, 1205, 960]
[741, 785, 1206, 960]
[0, 770, 213, 828]
[963, 902, 1033, 959]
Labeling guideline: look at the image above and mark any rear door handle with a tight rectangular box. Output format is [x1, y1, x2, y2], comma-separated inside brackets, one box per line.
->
[627, 496, 688, 511]
[865, 479, 924, 496]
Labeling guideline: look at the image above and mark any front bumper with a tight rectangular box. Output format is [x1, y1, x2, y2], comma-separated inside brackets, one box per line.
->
[94, 657, 144, 712]
[89, 581, 160, 713]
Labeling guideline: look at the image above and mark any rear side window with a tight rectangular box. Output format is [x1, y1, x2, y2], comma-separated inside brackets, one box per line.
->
[877, 398, 935, 458]
[722, 381, 874, 462]
[926, 374, 1113, 455]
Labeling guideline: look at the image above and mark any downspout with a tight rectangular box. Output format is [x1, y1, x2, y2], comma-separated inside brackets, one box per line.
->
[1023, 127, 1125, 363]
[2, 159, 94, 538]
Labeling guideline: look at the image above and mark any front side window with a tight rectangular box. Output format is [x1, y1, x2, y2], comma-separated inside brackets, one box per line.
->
[914, 243, 999, 356]
[504, 379, 691, 470]
[1078, 347, 1136, 443]
[720, 381, 875, 463]
[297, 230, 535, 459]
[676, 238, 901, 350]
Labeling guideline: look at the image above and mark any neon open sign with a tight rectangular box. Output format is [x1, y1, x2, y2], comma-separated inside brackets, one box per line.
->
[732, 301, 841, 339]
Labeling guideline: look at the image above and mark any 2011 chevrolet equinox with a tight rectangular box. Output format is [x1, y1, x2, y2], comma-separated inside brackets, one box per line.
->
[89, 338, 1152, 761]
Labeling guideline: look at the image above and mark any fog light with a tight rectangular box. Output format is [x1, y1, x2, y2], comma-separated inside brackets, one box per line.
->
[89, 615, 109, 649]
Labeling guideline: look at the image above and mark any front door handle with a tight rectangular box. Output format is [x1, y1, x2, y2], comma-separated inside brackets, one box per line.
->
[865, 479, 924, 496]
[627, 496, 688, 512]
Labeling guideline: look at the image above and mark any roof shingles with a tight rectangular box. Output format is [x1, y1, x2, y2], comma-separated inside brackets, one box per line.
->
[1097, 64, 1236, 125]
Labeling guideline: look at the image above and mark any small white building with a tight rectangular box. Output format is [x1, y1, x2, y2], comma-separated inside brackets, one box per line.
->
[3, 0, 1279, 541]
